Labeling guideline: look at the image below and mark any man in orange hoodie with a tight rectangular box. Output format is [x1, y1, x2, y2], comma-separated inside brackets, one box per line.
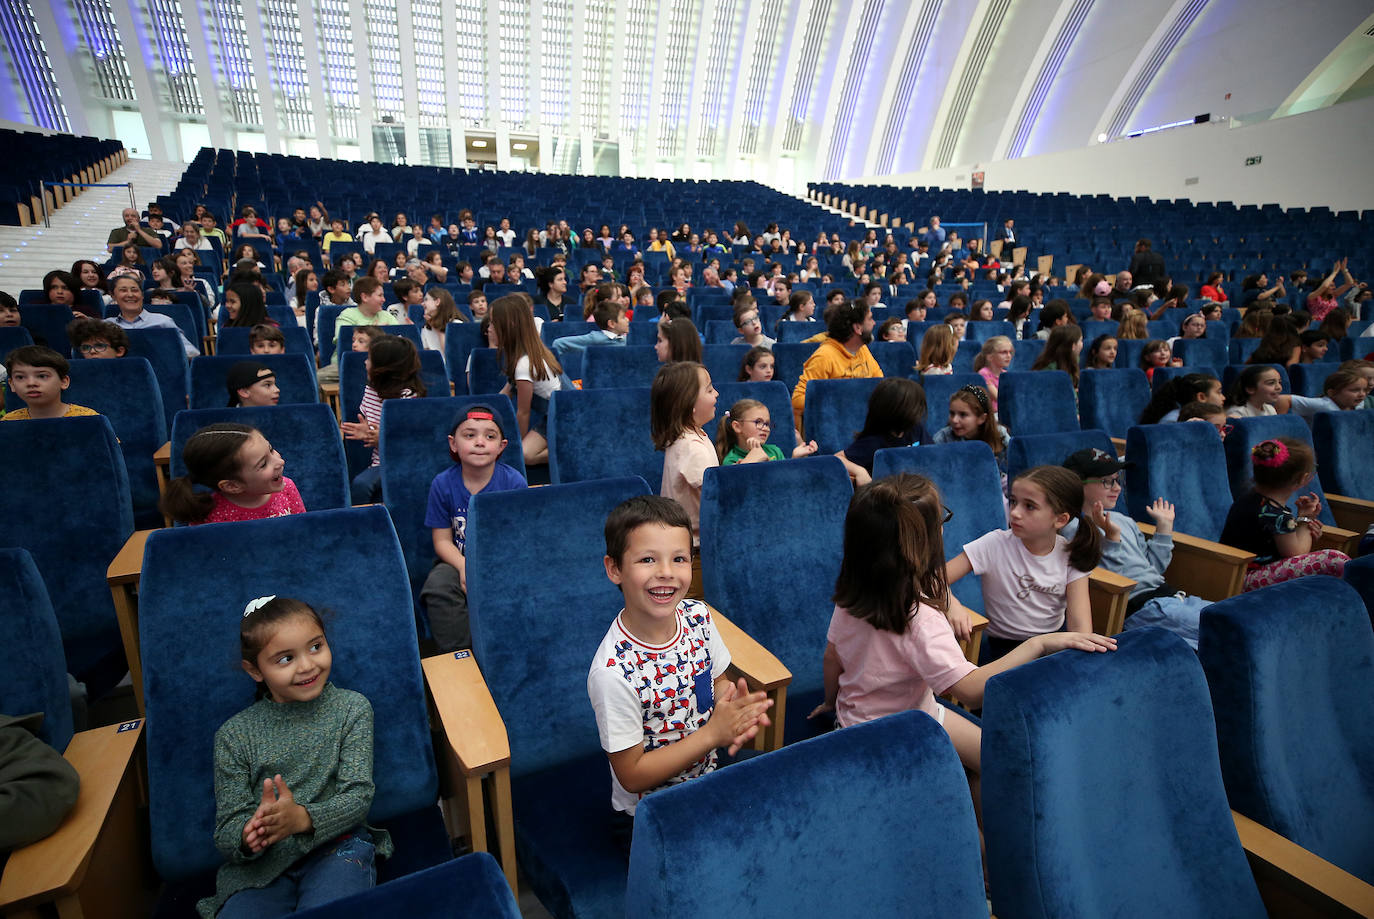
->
[791, 299, 883, 431]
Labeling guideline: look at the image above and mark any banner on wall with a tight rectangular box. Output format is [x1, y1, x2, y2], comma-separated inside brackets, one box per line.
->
[971, 170, 985, 189]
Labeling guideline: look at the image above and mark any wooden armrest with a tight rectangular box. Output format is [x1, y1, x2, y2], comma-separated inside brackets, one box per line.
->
[0, 720, 149, 914]
[961, 610, 988, 665]
[710, 608, 791, 692]
[153, 441, 170, 467]
[107, 529, 152, 587]
[1138, 523, 1255, 601]
[1233, 810, 1374, 917]
[1110, 437, 1126, 458]
[1326, 494, 1374, 537]
[422, 651, 510, 775]
[1088, 566, 1135, 636]
[1314, 523, 1359, 558]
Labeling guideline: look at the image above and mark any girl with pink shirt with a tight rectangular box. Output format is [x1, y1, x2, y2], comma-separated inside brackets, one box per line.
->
[972, 335, 1013, 412]
[650, 361, 718, 544]
[161, 423, 306, 525]
[810, 475, 1114, 816]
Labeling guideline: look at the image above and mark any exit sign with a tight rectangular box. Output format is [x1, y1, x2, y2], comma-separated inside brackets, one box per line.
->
[1245, 156, 1262, 166]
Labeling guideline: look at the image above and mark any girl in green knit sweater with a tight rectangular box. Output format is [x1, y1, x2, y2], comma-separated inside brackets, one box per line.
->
[200, 597, 392, 918]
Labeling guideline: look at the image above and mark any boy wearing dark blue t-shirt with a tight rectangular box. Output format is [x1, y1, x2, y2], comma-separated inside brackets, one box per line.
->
[420, 405, 526, 651]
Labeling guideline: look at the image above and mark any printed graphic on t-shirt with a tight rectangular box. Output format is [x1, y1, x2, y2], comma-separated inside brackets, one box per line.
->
[1013, 572, 1064, 600]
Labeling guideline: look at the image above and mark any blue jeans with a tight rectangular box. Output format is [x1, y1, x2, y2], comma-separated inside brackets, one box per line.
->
[351, 465, 383, 505]
[217, 828, 375, 918]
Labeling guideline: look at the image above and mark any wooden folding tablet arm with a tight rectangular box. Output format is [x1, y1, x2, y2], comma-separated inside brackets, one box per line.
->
[1233, 811, 1374, 918]
[0, 720, 153, 919]
[1088, 567, 1135, 637]
[1137, 523, 1255, 601]
[107, 530, 155, 715]
[422, 652, 517, 896]
[709, 607, 792, 754]
[1325, 493, 1374, 539]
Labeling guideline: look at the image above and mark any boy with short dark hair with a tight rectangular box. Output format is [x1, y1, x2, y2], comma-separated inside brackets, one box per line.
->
[249, 324, 287, 354]
[389, 278, 424, 322]
[66, 317, 130, 358]
[552, 300, 629, 359]
[3, 346, 100, 420]
[225, 361, 280, 407]
[322, 219, 353, 260]
[588, 495, 772, 840]
[466, 291, 488, 320]
[0, 291, 20, 327]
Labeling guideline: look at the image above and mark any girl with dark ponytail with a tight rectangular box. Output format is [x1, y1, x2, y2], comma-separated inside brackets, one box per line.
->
[160, 423, 305, 525]
[1137, 372, 1223, 424]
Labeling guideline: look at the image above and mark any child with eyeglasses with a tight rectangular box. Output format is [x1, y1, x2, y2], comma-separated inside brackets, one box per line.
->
[1058, 448, 1211, 649]
[714, 398, 817, 464]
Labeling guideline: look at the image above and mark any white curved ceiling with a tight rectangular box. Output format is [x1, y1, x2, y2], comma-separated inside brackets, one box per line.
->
[0, 0, 1370, 184]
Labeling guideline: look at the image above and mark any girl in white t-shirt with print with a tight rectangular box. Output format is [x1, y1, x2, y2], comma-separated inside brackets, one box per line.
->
[491, 295, 563, 466]
[945, 465, 1103, 662]
[809, 474, 1115, 822]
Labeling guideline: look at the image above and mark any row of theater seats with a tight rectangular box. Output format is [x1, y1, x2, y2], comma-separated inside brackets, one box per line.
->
[2, 425, 1371, 915]
[0, 128, 125, 225]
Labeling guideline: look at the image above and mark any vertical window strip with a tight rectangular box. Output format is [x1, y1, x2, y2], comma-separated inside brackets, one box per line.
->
[499, 0, 529, 129]
[454, 0, 487, 125]
[657, 0, 699, 157]
[147, 0, 202, 115]
[738, 0, 783, 155]
[263, 0, 313, 134]
[365, 0, 404, 119]
[783, 0, 833, 151]
[618, 0, 652, 156]
[210, 0, 261, 125]
[540, 0, 571, 129]
[0, 2, 69, 131]
[696, 0, 739, 158]
[73, 0, 136, 102]
[412, 0, 446, 126]
[316, 0, 358, 140]
[822, 0, 882, 178]
[580, 0, 608, 135]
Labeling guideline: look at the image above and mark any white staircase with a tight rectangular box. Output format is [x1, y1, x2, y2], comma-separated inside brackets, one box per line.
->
[0, 158, 190, 296]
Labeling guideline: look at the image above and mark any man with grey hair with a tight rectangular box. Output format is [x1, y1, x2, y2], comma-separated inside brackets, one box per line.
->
[107, 207, 162, 250]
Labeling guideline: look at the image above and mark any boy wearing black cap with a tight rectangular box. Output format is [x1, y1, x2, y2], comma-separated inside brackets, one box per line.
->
[226, 361, 280, 407]
[1061, 447, 1207, 648]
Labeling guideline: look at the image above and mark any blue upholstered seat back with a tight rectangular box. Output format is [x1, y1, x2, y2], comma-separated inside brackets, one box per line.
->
[711, 381, 795, 453]
[0, 325, 35, 360]
[214, 325, 314, 355]
[1344, 554, 1374, 620]
[983, 628, 1266, 918]
[918, 372, 981, 426]
[190, 352, 319, 409]
[700, 343, 750, 385]
[126, 327, 191, 431]
[0, 547, 74, 750]
[18, 304, 75, 357]
[698, 456, 850, 696]
[1312, 410, 1373, 501]
[769, 342, 815, 391]
[292, 853, 521, 919]
[547, 387, 663, 486]
[1124, 421, 1231, 540]
[628, 711, 985, 918]
[465, 347, 505, 395]
[443, 321, 485, 395]
[1199, 578, 1374, 884]
[1222, 414, 1337, 525]
[466, 477, 650, 779]
[803, 377, 883, 453]
[379, 394, 524, 592]
[170, 404, 350, 512]
[1174, 337, 1228, 370]
[1078, 368, 1149, 439]
[1114, 338, 1149, 369]
[966, 320, 1014, 343]
[581, 346, 660, 389]
[338, 350, 450, 478]
[1005, 429, 1116, 483]
[138, 507, 436, 880]
[0, 416, 132, 685]
[872, 442, 1006, 614]
[999, 370, 1078, 434]
[1287, 362, 1340, 398]
[868, 340, 916, 379]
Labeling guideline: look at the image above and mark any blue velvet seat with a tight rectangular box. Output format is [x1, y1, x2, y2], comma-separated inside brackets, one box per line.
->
[21, 357, 165, 528]
[0, 547, 74, 749]
[464, 347, 505, 395]
[711, 381, 795, 452]
[337, 350, 450, 479]
[868, 340, 916, 378]
[966, 319, 1014, 343]
[443, 321, 485, 394]
[189, 352, 318, 409]
[547, 387, 663, 486]
[314, 304, 345, 367]
[1005, 428, 1115, 482]
[1229, 338, 1263, 363]
[983, 628, 1268, 918]
[873, 442, 1005, 615]
[292, 853, 519, 919]
[0, 325, 35, 360]
[1343, 554, 1374, 620]
[1221, 415, 1339, 527]
[214, 325, 314, 355]
[952, 339, 980, 373]
[802, 377, 883, 452]
[378, 394, 523, 606]
[1288, 361, 1340, 398]
[1010, 339, 1042, 370]
[169, 404, 350, 512]
[1174, 337, 1227, 369]
[1124, 420, 1231, 540]
[698, 456, 851, 741]
[1080, 319, 1117, 343]
[703, 319, 736, 344]
[581, 345, 660, 389]
[0, 416, 132, 694]
[918, 372, 981, 425]
[337, 322, 423, 351]
[1114, 338, 1149, 369]
[999, 370, 1078, 434]
[775, 322, 821, 343]
[18, 304, 76, 356]
[1198, 578, 1374, 884]
[1077, 368, 1149, 439]
[126, 327, 191, 431]
[1312, 410, 1373, 501]
[465, 477, 652, 919]
[137, 508, 451, 912]
[700, 343, 750, 385]
[1222, 362, 1289, 396]
[627, 711, 985, 918]
[769, 341, 816, 391]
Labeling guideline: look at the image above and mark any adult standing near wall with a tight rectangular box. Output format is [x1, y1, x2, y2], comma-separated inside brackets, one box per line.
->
[1128, 238, 1167, 290]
